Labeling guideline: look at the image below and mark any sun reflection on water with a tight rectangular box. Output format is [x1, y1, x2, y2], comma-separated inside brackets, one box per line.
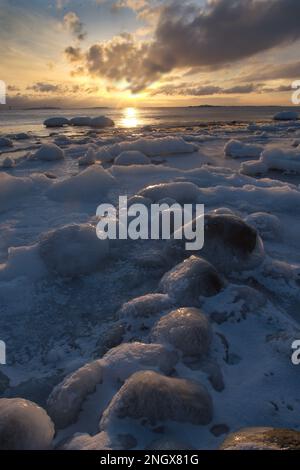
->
[121, 107, 139, 128]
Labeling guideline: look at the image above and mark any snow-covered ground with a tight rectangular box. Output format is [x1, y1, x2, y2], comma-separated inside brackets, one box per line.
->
[0, 116, 300, 450]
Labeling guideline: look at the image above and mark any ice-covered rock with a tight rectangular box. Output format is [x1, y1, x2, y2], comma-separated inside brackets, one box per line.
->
[96, 147, 115, 163]
[151, 307, 212, 358]
[159, 256, 223, 305]
[240, 160, 268, 176]
[0, 243, 47, 282]
[1, 156, 15, 168]
[114, 151, 151, 166]
[70, 116, 92, 127]
[78, 148, 96, 166]
[39, 223, 109, 277]
[244, 212, 282, 241]
[90, 116, 115, 128]
[61, 432, 112, 450]
[47, 360, 103, 429]
[43, 117, 70, 127]
[102, 342, 178, 382]
[261, 147, 300, 173]
[0, 398, 54, 450]
[139, 181, 200, 204]
[224, 140, 263, 158]
[118, 293, 174, 319]
[220, 427, 300, 450]
[46, 165, 116, 202]
[110, 137, 198, 157]
[33, 144, 64, 161]
[100, 370, 213, 429]
[0, 173, 34, 212]
[0, 137, 13, 148]
[273, 111, 299, 121]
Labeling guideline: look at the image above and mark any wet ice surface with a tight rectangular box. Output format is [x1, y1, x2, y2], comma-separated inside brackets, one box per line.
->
[0, 118, 300, 449]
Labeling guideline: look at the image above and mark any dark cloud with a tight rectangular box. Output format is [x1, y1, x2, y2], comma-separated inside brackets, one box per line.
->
[151, 82, 259, 96]
[241, 61, 300, 82]
[64, 46, 83, 62]
[63, 11, 87, 41]
[26, 82, 98, 95]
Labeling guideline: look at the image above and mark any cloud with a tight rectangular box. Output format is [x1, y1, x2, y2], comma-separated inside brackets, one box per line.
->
[65, 0, 300, 92]
[26, 82, 98, 95]
[63, 11, 87, 41]
[151, 82, 259, 96]
[64, 46, 83, 62]
[241, 61, 300, 82]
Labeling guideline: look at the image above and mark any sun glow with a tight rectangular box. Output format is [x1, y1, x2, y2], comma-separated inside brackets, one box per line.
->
[121, 107, 139, 128]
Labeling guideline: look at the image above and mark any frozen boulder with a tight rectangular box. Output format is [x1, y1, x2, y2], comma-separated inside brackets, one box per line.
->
[46, 165, 116, 202]
[114, 151, 150, 166]
[273, 111, 299, 121]
[110, 137, 197, 156]
[159, 256, 223, 305]
[96, 147, 114, 163]
[240, 160, 268, 176]
[224, 140, 263, 159]
[220, 427, 300, 450]
[1, 156, 15, 168]
[70, 116, 92, 127]
[90, 116, 115, 128]
[33, 144, 64, 161]
[39, 223, 109, 277]
[118, 293, 174, 319]
[78, 148, 96, 166]
[47, 360, 103, 429]
[43, 117, 70, 128]
[100, 370, 213, 428]
[102, 342, 178, 382]
[244, 212, 282, 241]
[151, 307, 212, 358]
[261, 148, 300, 173]
[0, 137, 13, 148]
[139, 182, 200, 204]
[61, 432, 112, 450]
[0, 398, 54, 450]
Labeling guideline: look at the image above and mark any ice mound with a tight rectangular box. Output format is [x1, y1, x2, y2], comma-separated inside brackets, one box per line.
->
[118, 293, 174, 319]
[220, 427, 300, 450]
[0, 398, 54, 450]
[273, 111, 299, 121]
[47, 360, 103, 429]
[96, 147, 115, 163]
[1, 156, 15, 168]
[46, 165, 116, 202]
[110, 137, 198, 157]
[39, 223, 109, 277]
[78, 148, 96, 166]
[0, 137, 13, 148]
[150, 307, 212, 358]
[139, 182, 200, 204]
[261, 147, 300, 173]
[0, 173, 34, 212]
[33, 144, 64, 162]
[43, 117, 70, 127]
[224, 139, 263, 158]
[61, 432, 112, 450]
[159, 256, 223, 305]
[240, 160, 268, 176]
[114, 151, 151, 166]
[0, 243, 47, 282]
[70, 116, 92, 127]
[90, 116, 115, 128]
[102, 342, 178, 382]
[244, 212, 282, 241]
[100, 370, 213, 428]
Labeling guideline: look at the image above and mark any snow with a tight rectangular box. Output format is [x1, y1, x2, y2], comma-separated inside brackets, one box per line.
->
[117, 293, 174, 319]
[109, 137, 198, 157]
[114, 151, 151, 166]
[39, 224, 109, 278]
[78, 148, 96, 166]
[224, 139, 263, 158]
[273, 111, 299, 121]
[139, 181, 200, 204]
[33, 144, 65, 162]
[240, 160, 268, 176]
[1, 156, 15, 168]
[244, 212, 282, 241]
[100, 370, 213, 429]
[0, 173, 34, 212]
[46, 165, 116, 202]
[261, 147, 300, 173]
[61, 432, 112, 450]
[0, 137, 13, 148]
[150, 307, 212, 358]
[0, 398, 54, 450]
[43, 117, 70, 128]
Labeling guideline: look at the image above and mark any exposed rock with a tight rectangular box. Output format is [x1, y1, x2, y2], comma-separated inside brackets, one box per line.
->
[220, 427, 300, 450]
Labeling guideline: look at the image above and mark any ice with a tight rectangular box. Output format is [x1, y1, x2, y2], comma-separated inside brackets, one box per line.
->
[114, 151, 151, 166]
[224, 139, 263, 158]
[100, 370, 213, 429]
[244, 212, 282, 241]
[39, 223, 109, 278]
[78, 148, 96, 166]
[139, 181, 200, 204]
[273, 111, 299, 121]
[0, 244, 46, 282]
[240, 160, 268, 176]
[150, 307, 212, 358]
[46, 165, 116, 202]
[0, 398, 54, 450]
[0, 137, 13, 148]
[1, 156, 15, 168]
[261, 147, 300, 173]
[117, 293, 174, 319]
[61, 432, 112, 450]
[33, 144, 65, 162]
[0, 173, 34, 212]
[109, 136, 198, 157]
[43, 117, 70, 127]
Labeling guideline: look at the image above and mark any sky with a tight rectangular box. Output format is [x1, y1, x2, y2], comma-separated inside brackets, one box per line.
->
[1, 0, 300, 108]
